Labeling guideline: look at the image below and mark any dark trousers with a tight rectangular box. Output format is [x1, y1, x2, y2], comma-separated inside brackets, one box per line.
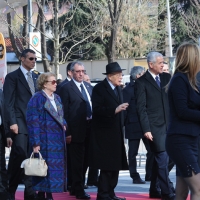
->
[67, 144, 72, 189]
[128, 137, 154, 180]
[0, 130, 8, 200]
[150, 151, 172, 195]
[97, 170, 119, 199]
[7, 133, 34, 196]
[87, 167, 99, 184]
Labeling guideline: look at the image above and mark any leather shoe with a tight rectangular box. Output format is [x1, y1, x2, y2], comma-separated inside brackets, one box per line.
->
[110, 196, 126, 200]
[133, 177, 146, 184]
[76, 192, 91, 199]
[161, 193, 175, 200]
[24, 193, 39, 200]
[149, 191, 161, 198]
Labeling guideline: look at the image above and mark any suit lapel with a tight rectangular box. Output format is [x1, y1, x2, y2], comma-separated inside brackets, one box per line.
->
[103, 79, 119, 103]
[145, 71, 161, 92]
[84, 82, 92, 97]
[117, 86, 123, 104]
[17, 68, 32, 95]
[70, 80, 84, 100]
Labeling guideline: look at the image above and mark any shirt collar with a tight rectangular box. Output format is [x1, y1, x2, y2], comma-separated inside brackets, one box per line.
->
[148, 69, 160, 80]
[72, 78, 83, 87]
[106, 78, 116, 90]
[20, 65, 33, 77]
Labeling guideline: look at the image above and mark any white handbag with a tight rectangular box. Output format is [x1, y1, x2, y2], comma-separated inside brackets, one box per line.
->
[23, 151, 48, 177]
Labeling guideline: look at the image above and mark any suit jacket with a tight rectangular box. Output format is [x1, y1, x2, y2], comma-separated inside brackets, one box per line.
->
[123, 81, 143, 140]
[60, 79, 93, 143]
[89, 78, 128, 171]
[167, 72, 200, 136]
[3, 68, 39, 137]
[0, 89, 6, 146]
[135, 71, 171, 152]
[55, 78, 69, 95]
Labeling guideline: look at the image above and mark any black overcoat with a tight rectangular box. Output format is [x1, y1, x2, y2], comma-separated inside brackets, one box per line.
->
[123, 81, 143, 139]
[89, 79, 128, 171]
[135, 71, 171, 152]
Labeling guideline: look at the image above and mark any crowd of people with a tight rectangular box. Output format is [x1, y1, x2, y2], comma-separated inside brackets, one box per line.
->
[0, 42, 200, 200]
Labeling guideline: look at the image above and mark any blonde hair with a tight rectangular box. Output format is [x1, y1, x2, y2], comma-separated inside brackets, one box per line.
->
[174, 42, 200, 91]
[37, 72, 56, 90]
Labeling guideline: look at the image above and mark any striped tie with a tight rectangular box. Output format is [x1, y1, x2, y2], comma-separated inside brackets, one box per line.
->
[27, 71, 35, 95]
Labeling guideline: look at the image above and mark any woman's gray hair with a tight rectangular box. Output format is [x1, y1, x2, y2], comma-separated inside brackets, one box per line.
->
[37, 72, 56, 90]
[147, 52, 163, 64]
[130, 66, 144, 81]
[70, 61, 84, 71]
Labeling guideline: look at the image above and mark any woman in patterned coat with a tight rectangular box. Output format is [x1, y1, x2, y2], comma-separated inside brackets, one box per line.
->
[26, 72, 67, 200]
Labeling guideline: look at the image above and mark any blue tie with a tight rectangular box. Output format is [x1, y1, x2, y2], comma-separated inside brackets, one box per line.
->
[80, 84, 92, 118]
[155, 76, 160, 87]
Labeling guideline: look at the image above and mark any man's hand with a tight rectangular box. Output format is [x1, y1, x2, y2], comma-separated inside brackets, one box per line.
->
[7, 138, 12, 148]
[144, 132, 153, 141]
[33, 145, 40, 153]
[66, 135, 72, 144]
[10, 124, 18, 134]
[115, 103, 129, 114]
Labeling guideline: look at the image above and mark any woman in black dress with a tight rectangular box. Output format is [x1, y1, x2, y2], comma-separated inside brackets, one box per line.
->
[166, 42, 200, 200]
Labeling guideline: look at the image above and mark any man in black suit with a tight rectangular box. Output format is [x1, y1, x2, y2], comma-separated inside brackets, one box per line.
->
[89, 62, 129, 200]
[123, 66, 154, 184]
[56, 62, 72, 94]
[3, 49, 40, 200]
[135, 52, 175, 200]
[60, 61, 92, 199]
[0, 89, 12, 200]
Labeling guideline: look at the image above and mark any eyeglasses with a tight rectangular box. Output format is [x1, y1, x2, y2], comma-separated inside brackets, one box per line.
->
[73, 70, 86, 74]
[28, 57, 37, 61]
[46, 80, 57, 85]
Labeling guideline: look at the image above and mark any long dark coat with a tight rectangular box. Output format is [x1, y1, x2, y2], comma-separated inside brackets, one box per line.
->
[26, 91, 67, 193]
[135, 71, 171, 152]
[89, 79, 128, 171]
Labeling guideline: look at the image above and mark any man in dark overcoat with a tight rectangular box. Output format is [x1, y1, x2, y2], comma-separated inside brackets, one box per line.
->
[135, 52, 175, 200]
[60, 61, 93, 199]
[0, 89, 12, 200]
[3, 49, 40, 200]
[89, 62, 129, 200]
[123, 66, 154, 184]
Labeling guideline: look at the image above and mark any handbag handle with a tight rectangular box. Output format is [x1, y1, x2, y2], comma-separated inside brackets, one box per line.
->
[28, 151, 44, 165]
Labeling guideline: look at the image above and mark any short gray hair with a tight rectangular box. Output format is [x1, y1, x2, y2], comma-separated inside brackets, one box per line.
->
[70, 61, 84, 71]
[130, 66, 144, 80]
[147, 52, 163, 64]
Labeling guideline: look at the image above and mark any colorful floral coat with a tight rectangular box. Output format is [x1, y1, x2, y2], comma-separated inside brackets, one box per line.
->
[26, 91, 67, 193]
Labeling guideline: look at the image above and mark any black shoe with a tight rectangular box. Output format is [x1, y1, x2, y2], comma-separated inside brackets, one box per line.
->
[8, 192, 15, 200]
[110, 196, 126, 200]
[149, 191, 161, 198]
[24, 193, 38, 200]
[161, 193, 175, 200]
[133, 177, 146, 184]
[87, 182, 98, 187]
[76, 192, 91, 199]
[46, 192, 54, 200]
[38, 191, 45, 200]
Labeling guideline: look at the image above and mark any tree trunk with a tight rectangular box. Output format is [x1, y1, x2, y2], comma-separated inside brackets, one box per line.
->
[53, 0, 60, 78]
[39, 0, 50, 72]
[22, 5, 28, 48]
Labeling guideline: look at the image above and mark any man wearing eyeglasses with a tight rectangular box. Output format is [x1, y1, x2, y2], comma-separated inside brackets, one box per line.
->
[60, 61, 93, 199]
[3, 49, 40, 200]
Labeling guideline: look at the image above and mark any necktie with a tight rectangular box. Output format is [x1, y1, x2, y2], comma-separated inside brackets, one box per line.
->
[114, 87, 119, 100]
[80, 84, 92, 118]
[155, 76, 160, 88]
[27, 71, 35, 95]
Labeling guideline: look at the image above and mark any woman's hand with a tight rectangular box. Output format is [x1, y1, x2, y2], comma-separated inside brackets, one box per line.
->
[33, 145, 40, 153]
[66, 136, 71, 144]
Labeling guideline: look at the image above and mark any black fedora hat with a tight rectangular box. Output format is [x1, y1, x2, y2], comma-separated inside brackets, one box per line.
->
[102, 62, 126, 75]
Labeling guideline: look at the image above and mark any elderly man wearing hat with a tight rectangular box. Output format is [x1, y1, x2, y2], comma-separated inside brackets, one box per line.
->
[89, 62, 129, 200]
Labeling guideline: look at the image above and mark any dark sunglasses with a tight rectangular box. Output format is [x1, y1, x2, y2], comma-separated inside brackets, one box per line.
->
[46, 80, 57, 85]
[28, 57, 37, 61]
